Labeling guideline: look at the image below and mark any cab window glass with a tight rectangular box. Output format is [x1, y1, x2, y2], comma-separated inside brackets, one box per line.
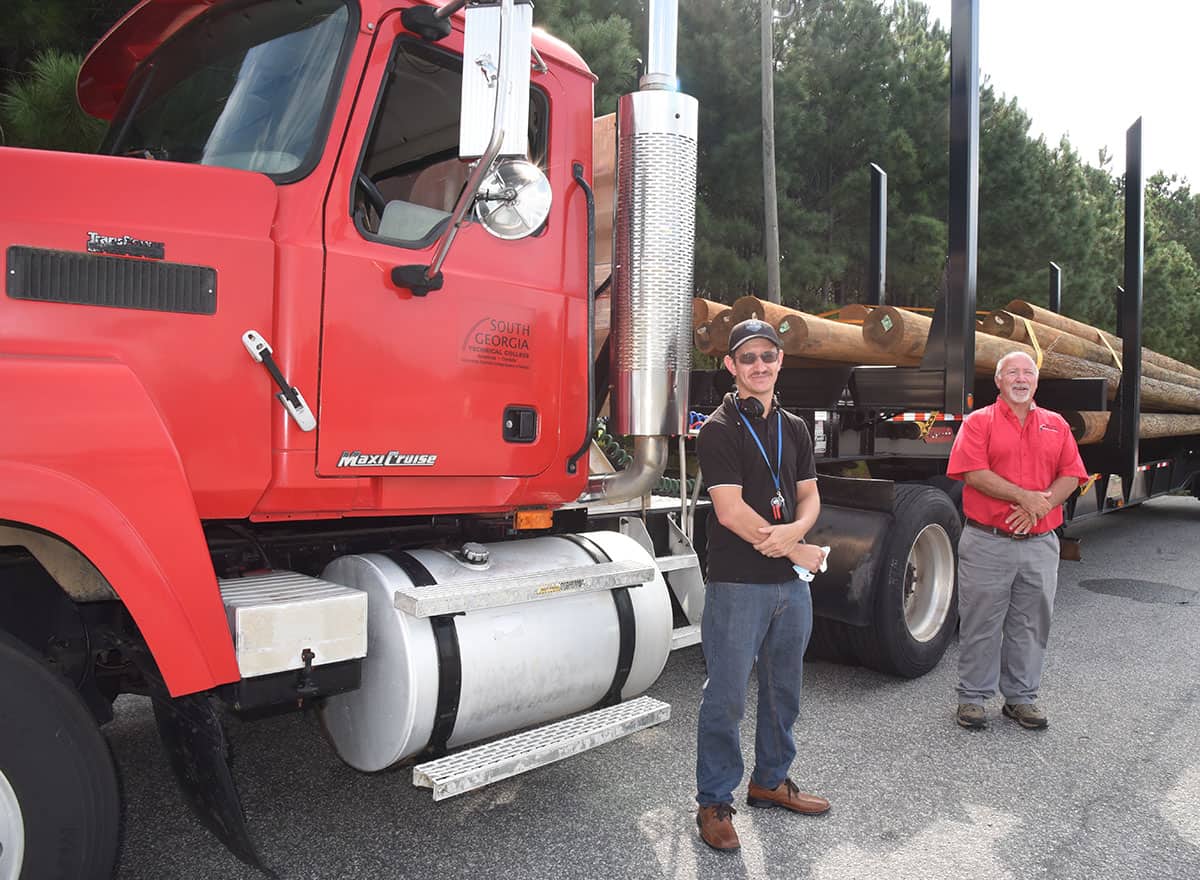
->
[104, 0, 352, 180]
[354, 39, 548, 247]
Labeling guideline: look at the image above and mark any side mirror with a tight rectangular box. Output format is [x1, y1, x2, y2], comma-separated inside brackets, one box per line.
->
[460, 0, 533, 160]
[475, 160, 552, 239]
[399, 0, 537, 295]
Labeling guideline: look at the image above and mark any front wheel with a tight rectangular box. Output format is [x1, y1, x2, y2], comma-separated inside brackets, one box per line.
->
[851, 484, 961, 678]
[0, 630, 120, 880]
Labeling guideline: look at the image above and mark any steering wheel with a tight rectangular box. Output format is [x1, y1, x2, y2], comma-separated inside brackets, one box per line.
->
[357, 172, 387, 217]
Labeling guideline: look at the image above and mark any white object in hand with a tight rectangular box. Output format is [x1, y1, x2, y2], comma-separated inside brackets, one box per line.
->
[793, 546, 831, 582]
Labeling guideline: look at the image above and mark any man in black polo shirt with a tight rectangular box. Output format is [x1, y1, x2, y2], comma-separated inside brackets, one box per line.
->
[693, 318, 830, 853]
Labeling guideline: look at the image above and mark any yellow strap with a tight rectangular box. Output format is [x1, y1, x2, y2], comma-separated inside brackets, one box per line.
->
[817, 308, 841, 318]
[1079, 473, 1102, 497]
[1097, 331, 1121, 370]
[1016, 316, 1043, 370]
[918, 412, 941, 439]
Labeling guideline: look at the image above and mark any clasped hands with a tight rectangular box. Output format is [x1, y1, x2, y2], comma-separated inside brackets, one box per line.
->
[1005, 487, 1054, 534]
[754, 523, 826, 570]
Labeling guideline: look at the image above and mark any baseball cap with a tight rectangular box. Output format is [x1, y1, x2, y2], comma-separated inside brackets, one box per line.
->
[727, 318, 783, 353]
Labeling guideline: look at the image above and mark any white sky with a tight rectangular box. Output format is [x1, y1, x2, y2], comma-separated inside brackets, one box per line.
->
[922, 0, 1200, 185]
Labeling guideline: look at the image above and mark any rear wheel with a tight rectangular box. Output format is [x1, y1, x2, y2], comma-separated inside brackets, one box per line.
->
[851, 484, 961, 678]
[0, 630, 120, 880]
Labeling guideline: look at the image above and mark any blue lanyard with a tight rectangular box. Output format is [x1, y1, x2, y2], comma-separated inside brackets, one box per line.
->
[736, 407, 783, 493]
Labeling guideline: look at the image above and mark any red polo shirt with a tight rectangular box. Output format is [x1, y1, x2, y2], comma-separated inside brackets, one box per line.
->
[947, 398, 1088, 532]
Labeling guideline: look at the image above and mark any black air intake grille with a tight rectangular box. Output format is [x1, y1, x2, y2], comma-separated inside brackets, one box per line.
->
[6, 246, 217, 315]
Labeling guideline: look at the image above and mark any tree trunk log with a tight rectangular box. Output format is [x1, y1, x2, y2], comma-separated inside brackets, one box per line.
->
[836, 303, 874, 323]
[981, 310, 1200, 391]
[775, 310, 918, 365]
[692, 297, 727, 329]
[706, 307, 737, 352]
[694, 320, 718, 356]
[1006, 299, 1200, 381]
[862, 307, 1200, 413]
[1063, 411, 1200, 445]
[730, 295, 797, 327]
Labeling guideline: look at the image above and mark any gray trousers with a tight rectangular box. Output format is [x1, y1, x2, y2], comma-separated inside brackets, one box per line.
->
[956, 526, 1061, 704]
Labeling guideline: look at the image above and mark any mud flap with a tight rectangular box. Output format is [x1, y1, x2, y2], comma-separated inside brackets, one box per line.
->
[152, 693, 275, 877]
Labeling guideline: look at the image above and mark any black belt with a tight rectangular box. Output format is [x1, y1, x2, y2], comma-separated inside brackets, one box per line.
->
[965, 518, 1052, 540]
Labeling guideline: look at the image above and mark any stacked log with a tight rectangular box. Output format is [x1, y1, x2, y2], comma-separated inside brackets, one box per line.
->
[1063, 412, 1200, 445]
[700, 296, 911, 366]
[692, 297, 726, 330]
[836, 303, 874, 323]
[982, 309, 1200, 391]
[861, 306, 1200, 415]
[592, 114, 616, 290]
[1006, 300, 1200, 382]
[691, 295, 1200, 435]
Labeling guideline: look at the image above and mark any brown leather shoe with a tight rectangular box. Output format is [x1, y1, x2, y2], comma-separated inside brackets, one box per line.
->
[747, 778, 831, 815]
[697, 803, 740, 852]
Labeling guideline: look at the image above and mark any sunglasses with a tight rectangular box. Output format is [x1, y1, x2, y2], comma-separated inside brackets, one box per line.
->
[734, 349, 780, 365]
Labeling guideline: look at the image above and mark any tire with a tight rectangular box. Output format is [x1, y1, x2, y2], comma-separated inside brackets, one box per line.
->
[925, 474, 964, 516]
[851, 484, 961, 678]
[805, 616, 858, 664]
[0, 630, 120, 880]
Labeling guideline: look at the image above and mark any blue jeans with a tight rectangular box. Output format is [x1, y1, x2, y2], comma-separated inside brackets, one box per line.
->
[696, 578, 813, 806]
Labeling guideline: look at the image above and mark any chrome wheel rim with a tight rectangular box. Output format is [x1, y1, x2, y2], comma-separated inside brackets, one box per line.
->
[0, 767, 24, 880]
[903, 523, 955, 643]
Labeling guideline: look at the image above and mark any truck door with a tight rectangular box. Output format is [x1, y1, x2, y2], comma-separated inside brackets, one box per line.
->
[318, 18, 579, 483]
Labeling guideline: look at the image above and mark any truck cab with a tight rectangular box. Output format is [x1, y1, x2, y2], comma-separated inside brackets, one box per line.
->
[2, 1, 705, 876]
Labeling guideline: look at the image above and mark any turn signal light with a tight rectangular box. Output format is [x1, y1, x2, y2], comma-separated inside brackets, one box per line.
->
[514, 508, 554, 530]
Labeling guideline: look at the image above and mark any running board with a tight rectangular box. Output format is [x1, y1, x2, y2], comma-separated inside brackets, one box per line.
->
[412, 696, 671, 800]
[655, 551, 699, 573]
[671, 623, 702, 649]
[392, 559, 654, 618]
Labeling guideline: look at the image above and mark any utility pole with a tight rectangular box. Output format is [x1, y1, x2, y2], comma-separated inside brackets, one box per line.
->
[761, 0, 781, 303]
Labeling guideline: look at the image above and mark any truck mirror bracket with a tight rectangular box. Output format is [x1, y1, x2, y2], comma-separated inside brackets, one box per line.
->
[401, 6, 453, 42]
[392, 265, 445, 297]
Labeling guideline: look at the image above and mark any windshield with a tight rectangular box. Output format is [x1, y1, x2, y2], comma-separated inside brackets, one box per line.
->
[103, 0, 352, 177]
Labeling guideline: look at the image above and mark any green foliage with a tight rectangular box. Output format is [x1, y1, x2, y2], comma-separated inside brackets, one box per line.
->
[1, 50, 105, 152]
[0, 0, 132, 150]
[536, 0, 641, 115]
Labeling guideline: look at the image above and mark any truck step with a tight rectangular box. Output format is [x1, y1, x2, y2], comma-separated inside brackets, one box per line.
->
[412, 696, 671, 800]
[218, 571, 367, 678]
[655, 551, 699, 573]
[671, 623, 702, 650]
[392, 559, 654, 618]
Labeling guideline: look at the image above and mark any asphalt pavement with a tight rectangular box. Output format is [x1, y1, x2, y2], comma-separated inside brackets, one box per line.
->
[109, 496, 1200, 880]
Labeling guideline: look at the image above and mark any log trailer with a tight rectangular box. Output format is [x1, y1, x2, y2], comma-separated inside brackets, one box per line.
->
[2, 0, 1198, 876]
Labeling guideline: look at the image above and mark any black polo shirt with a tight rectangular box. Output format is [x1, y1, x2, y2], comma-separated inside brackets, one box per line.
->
[697, 393, 818, 584]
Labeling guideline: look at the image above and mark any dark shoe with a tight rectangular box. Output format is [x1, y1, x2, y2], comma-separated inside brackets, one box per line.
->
[697, 803, 740, 852]
[1003, 702, 1049, 729]
[956, 703, 987, 729]
[746, 778, 830, 815]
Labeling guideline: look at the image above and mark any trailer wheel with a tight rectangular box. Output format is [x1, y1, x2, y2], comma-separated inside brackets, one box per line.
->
[805, 617, 857, 664]
[0, 630, 120, 880]
[854, 484, 960, 678]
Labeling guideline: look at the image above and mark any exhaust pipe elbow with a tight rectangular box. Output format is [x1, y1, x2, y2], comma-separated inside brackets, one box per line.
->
[579, 436, 668, 504]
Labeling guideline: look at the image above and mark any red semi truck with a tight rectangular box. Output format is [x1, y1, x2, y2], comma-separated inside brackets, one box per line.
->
[1, 0, 710, 875]
[18, 1, 1193, 877]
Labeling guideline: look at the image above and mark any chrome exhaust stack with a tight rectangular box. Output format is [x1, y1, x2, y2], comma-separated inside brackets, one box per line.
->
[582, 0, 698, 503]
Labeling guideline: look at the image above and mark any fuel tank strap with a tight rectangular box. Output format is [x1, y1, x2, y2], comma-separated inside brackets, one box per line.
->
[384, 551, 462, 757]
[560, 535, 637, 709]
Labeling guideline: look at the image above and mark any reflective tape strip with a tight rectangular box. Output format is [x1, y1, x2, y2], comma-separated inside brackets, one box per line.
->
[889, 413, 961, 422]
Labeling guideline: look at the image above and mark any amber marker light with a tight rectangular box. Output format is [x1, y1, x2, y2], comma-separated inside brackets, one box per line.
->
[514, 508, 554, 530]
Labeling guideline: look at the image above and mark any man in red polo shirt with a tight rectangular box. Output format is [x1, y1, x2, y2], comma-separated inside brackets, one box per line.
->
[947, 350, 1088, 730]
